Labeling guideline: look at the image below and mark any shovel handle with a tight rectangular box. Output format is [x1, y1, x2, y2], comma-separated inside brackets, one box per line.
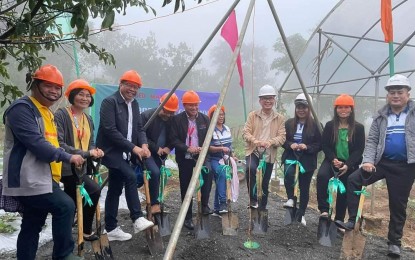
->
[76, 184, 84, 256]
[143, 167, 153, 220]
[293, 163, 299, 198]
[355, 187, 366, 230]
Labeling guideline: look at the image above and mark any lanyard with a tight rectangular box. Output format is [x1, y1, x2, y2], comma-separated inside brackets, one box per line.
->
[71, 108, 84, 145]
[188, 125, 195, 146]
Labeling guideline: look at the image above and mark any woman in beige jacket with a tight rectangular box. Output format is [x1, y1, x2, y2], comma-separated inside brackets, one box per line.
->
[243, 85, 286, 209]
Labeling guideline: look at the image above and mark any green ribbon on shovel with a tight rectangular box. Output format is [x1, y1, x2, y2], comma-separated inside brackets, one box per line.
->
[158, 165, 172, 203]
[354, 187, 370, 220]
[327, 177, 346, 205]
[80, 183, 93, 207]
[284, 159, 306, 175]
[218, 164, 232, 180]
[144, 170, 151, 181]
[197, 166, 209, 191]
[94, 172, 103, 187]
[252, 154, 267, 197]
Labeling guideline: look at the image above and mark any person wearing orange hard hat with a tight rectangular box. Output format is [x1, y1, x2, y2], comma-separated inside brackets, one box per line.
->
[316, 94, 365, 226]
[169, 90, 213, 230]
[54, 79, 104, 242]
[140, 92, 179, 214]
[1, 65, 85, 259]
[96, 70, 154, 241]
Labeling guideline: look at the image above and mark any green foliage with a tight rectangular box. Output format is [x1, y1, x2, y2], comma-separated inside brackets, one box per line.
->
[0, 213, 18, 234]
[0, 0, 159, 107]
[271, 33, 307, 75]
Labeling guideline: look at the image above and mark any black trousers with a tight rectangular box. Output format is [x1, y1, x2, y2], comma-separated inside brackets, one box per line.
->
[245, 153, 274, 209]
[317, 159, 352, 222]
[61, 175, 100, 234]
[177, 158, 213, 220]
[284, 163, 314, 216]
[347, 158, 415, 246]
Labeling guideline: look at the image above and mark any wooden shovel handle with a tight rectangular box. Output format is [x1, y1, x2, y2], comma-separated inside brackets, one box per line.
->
[294, 163, 299, 198]
[354, 187, 366, 231]
[76, 185, 84, 256]
[143, 171, 152, 220]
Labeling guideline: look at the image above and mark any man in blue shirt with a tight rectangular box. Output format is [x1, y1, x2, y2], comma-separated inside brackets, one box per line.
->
[335, 74, 415, 257]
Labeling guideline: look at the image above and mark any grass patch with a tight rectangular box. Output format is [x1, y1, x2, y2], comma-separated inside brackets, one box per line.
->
[0, 213, 17, 234]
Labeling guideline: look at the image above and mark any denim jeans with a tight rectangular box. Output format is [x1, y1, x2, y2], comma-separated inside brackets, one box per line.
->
[17, 181, 75, 260]
[105, 161, 144, 232]
[144, 156, 162, 205]
[211, 158, 226, 211]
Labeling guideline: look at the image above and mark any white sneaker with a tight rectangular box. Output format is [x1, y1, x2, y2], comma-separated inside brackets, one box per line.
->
[283, 199, 294, 208]
[134, 217, 154, 234]
[105, 226, 132, 241]
[301, 216, 306, 226]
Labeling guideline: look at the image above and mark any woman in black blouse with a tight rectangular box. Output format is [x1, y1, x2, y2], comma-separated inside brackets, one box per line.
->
[316, 94, 365, 223]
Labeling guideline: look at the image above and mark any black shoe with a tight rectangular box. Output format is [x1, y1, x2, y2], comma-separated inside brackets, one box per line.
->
[83, 232, 99, 241]
[334, 220, 355, 231]
[184, 219, 194, 230]
[202, 206, 213, 215]
[387, 244, 401, 258]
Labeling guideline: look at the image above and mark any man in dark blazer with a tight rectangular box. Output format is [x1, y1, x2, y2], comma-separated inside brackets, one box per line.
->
[169, 90, 213, 230]
[96, 70, 154, 241]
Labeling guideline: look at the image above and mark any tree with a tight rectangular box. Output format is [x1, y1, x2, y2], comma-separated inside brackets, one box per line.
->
[1, 0, 190, 107]
[271, 33, 306, 75]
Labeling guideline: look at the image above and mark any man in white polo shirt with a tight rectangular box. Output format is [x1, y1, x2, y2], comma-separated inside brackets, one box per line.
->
[335, 74, 415, 257]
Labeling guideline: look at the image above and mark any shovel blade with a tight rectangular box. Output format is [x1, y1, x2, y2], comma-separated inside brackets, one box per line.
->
[222, 212, 239, 236]
[145, 226, 164, 255]
[251, 208, 268, 235]
[317, 218, 337, 247]
[340, 229, 366, 259]
[283, 207, 295, 226]
[154, 213, 172, 237]
[195, 214, 211, 239]
[95, 234, 114, 259]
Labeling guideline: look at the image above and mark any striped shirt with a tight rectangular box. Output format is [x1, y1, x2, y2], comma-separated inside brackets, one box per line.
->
[294, 123, 304, 143]
[210, 125, 232, 159]
[383, 106, 408, 161]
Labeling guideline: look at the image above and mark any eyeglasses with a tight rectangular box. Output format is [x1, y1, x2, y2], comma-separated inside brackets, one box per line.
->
[122, 82, 140, 90]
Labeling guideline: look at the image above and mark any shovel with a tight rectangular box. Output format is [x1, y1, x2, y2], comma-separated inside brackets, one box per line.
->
[252, 148, 268, 234]
[71, 163, 86, 257]
[154, 156, 172, 237]
[222, 157, 239, 236]
[195, 176, 210, 239]
[90, 159, 113, 259]
[142, 161, 164, 255]
[283, 151, 302, 226]
[318, 166, 343, 247]
[340, 171, 371, 259]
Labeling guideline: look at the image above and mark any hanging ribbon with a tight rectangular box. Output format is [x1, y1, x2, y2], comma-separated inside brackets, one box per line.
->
[158, 165, 172, 203]
[218, 164, 232, 180]
[94, 172, 103, 187]
[197, 166, 209, 191]
[284, 159, 306, 175]
[326, 177, 346, 205]
[144, 170, 151, 181]
[257, 156, 267, 174]
[79, 183, 93, 207]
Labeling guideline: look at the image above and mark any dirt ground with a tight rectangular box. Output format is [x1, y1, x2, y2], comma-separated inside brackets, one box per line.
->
[3, 177, 415, 260]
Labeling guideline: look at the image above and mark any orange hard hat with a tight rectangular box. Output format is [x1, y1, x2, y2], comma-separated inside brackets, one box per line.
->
[32, 64, 64, 87]
[334, 94, 354, 107]
[119, 70, 142, 86]
[182, 90, 201, 104]
[208, 105, 225, 119]
[65, 79, 96, 97]
[160, 93, 179, 112]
